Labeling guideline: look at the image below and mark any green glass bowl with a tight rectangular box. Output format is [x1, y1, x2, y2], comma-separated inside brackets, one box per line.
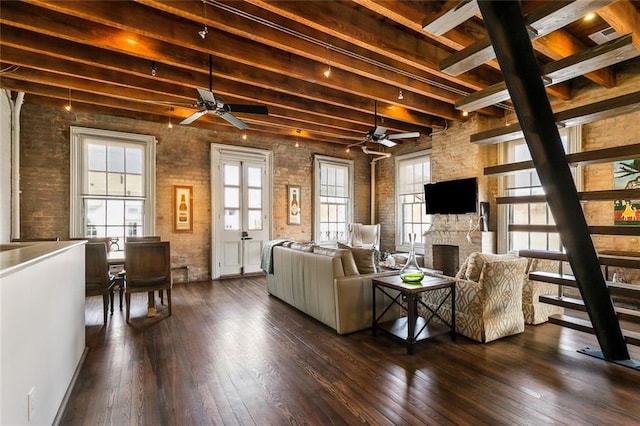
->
[400, 272, 424, 283]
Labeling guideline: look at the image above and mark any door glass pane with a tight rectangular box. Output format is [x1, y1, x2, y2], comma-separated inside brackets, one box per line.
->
[248, 210, 262, 230]
[247, 188, 262, 209]
[225, 164, 240, 186]
[224, 209, 240, 230]
[224, 187, 240, 208]
[247, 167, 261, 188]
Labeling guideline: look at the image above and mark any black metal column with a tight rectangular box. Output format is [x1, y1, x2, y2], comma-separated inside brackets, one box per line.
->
[477, 1, 629, 361]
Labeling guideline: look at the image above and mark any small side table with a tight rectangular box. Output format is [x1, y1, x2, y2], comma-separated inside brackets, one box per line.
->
[372, 274, 455, 355]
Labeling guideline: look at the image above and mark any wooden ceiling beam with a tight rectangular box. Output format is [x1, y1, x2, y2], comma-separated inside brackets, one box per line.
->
[2, 79, 362, 145]
[19, 0, 460, 122]
[421, 0, 480, 36]
[0, 39, 383, 134]
[138, 0, 478, 109]
[457, 34, 638, 112]
[471, 90, 640, 145]
[533, 29, 615, 89]
[596, 1, 640, 49]
[244, 0, 498, 92]
[438, 0, 616, 77]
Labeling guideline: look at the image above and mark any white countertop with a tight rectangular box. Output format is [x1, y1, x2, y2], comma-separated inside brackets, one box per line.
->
[0, 240, 86, 277]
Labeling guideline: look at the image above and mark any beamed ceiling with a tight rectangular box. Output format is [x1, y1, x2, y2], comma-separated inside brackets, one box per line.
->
[1, 0, 640, 148]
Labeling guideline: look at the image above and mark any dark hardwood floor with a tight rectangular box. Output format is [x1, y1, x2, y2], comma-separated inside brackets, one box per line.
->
[62, 276, 640, 425]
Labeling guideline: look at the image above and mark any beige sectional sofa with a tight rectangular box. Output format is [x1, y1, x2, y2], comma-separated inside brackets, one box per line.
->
[264, 242, 401, 334]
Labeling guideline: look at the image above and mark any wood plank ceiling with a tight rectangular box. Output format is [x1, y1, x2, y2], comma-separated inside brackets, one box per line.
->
[1, 0, 639, 148]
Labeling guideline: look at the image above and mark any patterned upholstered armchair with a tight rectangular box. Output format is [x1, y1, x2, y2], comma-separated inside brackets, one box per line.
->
[522, 258, 564, 324]
[423, 252, 529, 343]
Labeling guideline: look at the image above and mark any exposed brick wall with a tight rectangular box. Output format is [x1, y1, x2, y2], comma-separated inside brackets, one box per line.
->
[375, 115, 498, 252]
[18, 104, 371, 280]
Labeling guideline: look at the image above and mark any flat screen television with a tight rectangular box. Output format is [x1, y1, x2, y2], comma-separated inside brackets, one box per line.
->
[424, 177, 477, 214]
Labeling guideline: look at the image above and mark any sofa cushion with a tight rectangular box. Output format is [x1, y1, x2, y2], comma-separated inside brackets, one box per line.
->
[337, 242, 378, 274]
[465, 252, 518, 282]
[313, 246, 360, 276]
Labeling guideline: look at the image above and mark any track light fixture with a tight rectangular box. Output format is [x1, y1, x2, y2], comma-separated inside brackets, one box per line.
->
[199, 0, 209, 39]
[397, 89, 404, 100]
[323, 46, 331, 78]
[168, 107, 174, 128]
[65, 88, 72, 111]
[151, 61, 157, 76]
[199, 25, 208, 39]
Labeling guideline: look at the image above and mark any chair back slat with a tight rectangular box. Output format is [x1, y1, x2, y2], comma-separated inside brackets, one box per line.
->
[125, 241, 171, 287]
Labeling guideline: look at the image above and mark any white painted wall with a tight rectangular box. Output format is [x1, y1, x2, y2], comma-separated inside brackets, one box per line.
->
[0, 90, 12, 243]
[0, 242, 86, 425]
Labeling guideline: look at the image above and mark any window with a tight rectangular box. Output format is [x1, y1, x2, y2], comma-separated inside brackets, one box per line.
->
[313, 155, 353, 244]
[395, 151, 431, 252]
[70, 127, 156, 251]
[500, 126, 581, 252]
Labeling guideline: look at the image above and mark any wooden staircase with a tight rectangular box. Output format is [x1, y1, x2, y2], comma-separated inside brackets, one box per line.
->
[521, 249, 640, 349]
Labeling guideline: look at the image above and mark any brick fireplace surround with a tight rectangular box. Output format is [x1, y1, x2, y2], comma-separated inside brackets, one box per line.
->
[423, 214, 483, 276]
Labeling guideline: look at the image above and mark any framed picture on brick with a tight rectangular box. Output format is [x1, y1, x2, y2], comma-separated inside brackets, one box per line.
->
[287, 185, 301, 225]
[173, 185, 193, 233]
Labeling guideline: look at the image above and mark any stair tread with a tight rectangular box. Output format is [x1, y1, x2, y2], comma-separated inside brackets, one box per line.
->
[540, 296, 640, 323]
[548, 314, 640, 345]
[530, 272, 640, 298]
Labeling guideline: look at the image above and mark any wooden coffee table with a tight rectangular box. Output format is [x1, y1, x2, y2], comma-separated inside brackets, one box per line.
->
[372, 274, 455, 355]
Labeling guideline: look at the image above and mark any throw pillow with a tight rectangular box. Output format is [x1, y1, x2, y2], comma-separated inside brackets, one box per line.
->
[313, 246, 359, 276]
[338, 242, 378, 274]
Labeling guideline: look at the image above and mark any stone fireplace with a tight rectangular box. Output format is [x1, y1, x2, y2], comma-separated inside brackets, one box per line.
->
[423, 214, 483, 273]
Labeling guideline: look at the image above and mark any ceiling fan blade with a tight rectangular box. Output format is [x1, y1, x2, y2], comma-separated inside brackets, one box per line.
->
[218, 111, 248, 130]
[226, 104, 269, 115]
[387, 132, 420, 140]
[180, 110, 208, 125]
[196, 87, 216, 104]
[377, 137, 397, 148]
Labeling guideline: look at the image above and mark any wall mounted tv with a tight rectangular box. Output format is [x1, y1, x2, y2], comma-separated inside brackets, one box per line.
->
[424, 177, 478, 214]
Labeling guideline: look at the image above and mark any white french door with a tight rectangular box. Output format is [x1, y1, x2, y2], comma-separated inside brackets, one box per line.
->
[211, 145, 272, 278]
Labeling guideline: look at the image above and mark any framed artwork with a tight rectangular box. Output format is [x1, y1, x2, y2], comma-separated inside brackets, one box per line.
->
[613, 159, 640, 226]
[173, 185, 193, 233]
[287, 185, 301, 225]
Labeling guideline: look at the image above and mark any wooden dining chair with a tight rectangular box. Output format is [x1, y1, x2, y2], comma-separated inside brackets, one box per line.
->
[126, 236, 164, 305]
[124, 241, 173, 323]
[85, 242, 117, 324]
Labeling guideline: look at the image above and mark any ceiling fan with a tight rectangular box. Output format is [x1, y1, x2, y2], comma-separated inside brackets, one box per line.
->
[361, 101, 420, 147]
[180, 55, 268, 129]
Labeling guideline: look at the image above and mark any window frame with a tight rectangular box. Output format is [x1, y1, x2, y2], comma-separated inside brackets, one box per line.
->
[313, 155, 354, 245]
[394, 150, 432, 254]
[497, 125, 582, 253]
[70, 126, 156, 241]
